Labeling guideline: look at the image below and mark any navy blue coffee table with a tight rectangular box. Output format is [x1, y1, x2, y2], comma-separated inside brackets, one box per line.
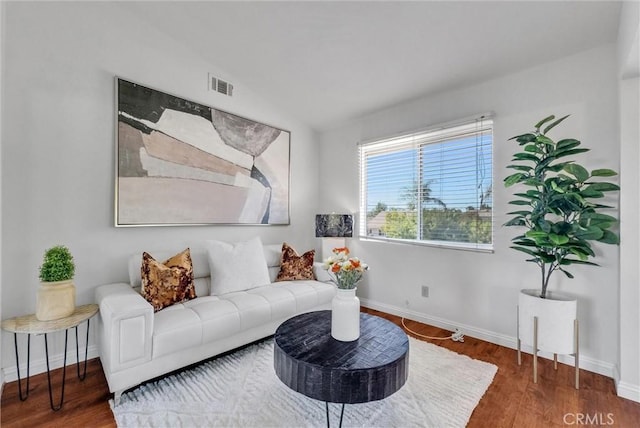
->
[273, 310, 409, 427]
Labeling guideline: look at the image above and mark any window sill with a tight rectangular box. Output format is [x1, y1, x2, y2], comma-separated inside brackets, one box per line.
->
[359, 236, 494, 253]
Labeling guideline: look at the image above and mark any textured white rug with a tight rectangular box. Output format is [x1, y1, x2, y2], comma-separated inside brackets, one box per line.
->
[110, 337, 497, 427]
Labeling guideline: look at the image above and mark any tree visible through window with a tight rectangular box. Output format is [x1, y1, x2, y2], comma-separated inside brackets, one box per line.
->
[359, 117, 493, 250]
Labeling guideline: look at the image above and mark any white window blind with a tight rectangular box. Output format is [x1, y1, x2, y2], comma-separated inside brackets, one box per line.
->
[359, 116, 493, 251]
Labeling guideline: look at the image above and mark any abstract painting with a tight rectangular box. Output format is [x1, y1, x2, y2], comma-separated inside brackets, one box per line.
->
[115, 78, 290, 226]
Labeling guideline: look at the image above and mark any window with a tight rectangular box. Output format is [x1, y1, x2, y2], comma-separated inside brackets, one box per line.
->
[359, 116, 493, 251]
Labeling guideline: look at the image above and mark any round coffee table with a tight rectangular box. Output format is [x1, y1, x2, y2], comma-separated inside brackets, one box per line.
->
[274, 310, 409, 427]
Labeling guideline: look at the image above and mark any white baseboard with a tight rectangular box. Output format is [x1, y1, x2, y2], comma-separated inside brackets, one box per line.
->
[1, 345, 100, 383]
[360, 298, 616, 379]
[612, 364, 640, 403]
[616, 380, 640, 402]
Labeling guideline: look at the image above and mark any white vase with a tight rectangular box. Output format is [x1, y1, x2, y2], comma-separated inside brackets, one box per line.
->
[331, 287, 360, 341]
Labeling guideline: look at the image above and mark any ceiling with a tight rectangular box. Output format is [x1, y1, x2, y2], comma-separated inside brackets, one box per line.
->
[124, 1, 622, 132]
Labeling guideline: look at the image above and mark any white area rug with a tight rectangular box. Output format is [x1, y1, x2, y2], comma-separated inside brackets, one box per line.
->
[110, 337, 497, 427]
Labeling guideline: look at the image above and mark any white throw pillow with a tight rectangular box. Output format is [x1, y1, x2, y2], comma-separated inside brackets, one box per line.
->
[205, 237, 271, 296]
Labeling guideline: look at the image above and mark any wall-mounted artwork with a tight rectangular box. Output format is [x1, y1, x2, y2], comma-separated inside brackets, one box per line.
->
[115, 78, 290, 226]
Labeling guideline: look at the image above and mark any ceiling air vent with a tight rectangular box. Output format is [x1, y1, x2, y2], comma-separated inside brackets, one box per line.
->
[209, 74, 234, 96]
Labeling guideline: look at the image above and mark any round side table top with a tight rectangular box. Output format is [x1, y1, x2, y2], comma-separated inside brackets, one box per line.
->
[1, 304, 99, 334]
[274, 310, 409, 404]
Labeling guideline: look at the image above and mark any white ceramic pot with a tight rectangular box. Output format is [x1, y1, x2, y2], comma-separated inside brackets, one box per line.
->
[331, 287, 360, 341]
[518, 288, 577, 354]
[36, 280, 76, 321]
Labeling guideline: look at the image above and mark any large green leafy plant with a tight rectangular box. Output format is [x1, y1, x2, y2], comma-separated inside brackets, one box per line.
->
[504, 115, 620, 299]
[39, 245, 75, 282]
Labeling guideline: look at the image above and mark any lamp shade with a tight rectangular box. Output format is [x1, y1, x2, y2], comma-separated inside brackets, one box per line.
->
[315, 214, 353, 238]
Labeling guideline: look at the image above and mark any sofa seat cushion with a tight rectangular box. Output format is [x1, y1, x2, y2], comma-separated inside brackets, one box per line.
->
[246, 285, 297, 321]
[185, 297, 242, 344]
[153, 306, 203, 358]
[276, 281, 335, 312]
[218, 293, 272, 331]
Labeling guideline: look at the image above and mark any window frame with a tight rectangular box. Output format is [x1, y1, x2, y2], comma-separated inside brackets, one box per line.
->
[358, 115, 494, 252]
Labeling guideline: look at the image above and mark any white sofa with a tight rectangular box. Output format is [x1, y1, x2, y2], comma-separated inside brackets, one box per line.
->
[95, 243, 335, 403]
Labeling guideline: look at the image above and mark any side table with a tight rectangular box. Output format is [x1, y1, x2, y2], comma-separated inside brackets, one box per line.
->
[1, 304, 99, 411]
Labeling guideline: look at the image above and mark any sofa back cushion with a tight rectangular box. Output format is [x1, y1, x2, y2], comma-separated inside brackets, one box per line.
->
[263, 244, 282, 282]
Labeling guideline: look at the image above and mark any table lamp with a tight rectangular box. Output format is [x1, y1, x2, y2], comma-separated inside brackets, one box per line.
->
[315, 214, 353, 260]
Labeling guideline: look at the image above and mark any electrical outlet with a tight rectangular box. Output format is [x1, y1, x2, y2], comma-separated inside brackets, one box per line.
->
[421, 285, 429, 298]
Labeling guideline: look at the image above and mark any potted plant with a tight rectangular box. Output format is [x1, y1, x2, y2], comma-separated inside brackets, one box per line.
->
[504, 114, 619, 387]
[36, 245, 76, 321]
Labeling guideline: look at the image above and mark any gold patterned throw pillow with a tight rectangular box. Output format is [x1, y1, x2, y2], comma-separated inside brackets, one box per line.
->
[276, 243, 316, 282]
[141, 248, 196, 312]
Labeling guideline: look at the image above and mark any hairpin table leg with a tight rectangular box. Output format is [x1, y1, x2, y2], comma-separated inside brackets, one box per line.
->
[13, 333, 31, 401]
[326, 402, 330, 428]
[325, 402, 346, 428]
[75, 319, 91, 380]
[44, 330, 69, 411]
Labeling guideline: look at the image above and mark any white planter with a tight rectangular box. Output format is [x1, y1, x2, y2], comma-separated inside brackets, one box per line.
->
[518, 289, 577, 354]
[331, 287, 360, 341]
[36, 280, 76, 321]
[517, 288, 580, 389]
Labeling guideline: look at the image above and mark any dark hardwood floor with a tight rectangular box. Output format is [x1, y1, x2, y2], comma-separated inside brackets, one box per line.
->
[2, 307, 639, 427]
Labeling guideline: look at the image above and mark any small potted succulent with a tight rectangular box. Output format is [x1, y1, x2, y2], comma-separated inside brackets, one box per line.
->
[36, 245, 76, 321]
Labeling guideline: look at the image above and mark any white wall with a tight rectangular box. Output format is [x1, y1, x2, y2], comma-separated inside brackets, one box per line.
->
[618, 76, 640, 402]
[616, 0, 640, 402]
[0, 2, 320, 378]
[618, 1, 640, 79]
[0, 0, 5, 391]
[320, 45, 621, 377]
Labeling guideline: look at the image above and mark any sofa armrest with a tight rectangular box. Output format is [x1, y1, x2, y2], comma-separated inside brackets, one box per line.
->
[95, 283, 153, 375]
[313, 262, 333, 283]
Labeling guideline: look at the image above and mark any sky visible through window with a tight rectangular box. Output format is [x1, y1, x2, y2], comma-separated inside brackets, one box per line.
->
[366, 134, 492, 213]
